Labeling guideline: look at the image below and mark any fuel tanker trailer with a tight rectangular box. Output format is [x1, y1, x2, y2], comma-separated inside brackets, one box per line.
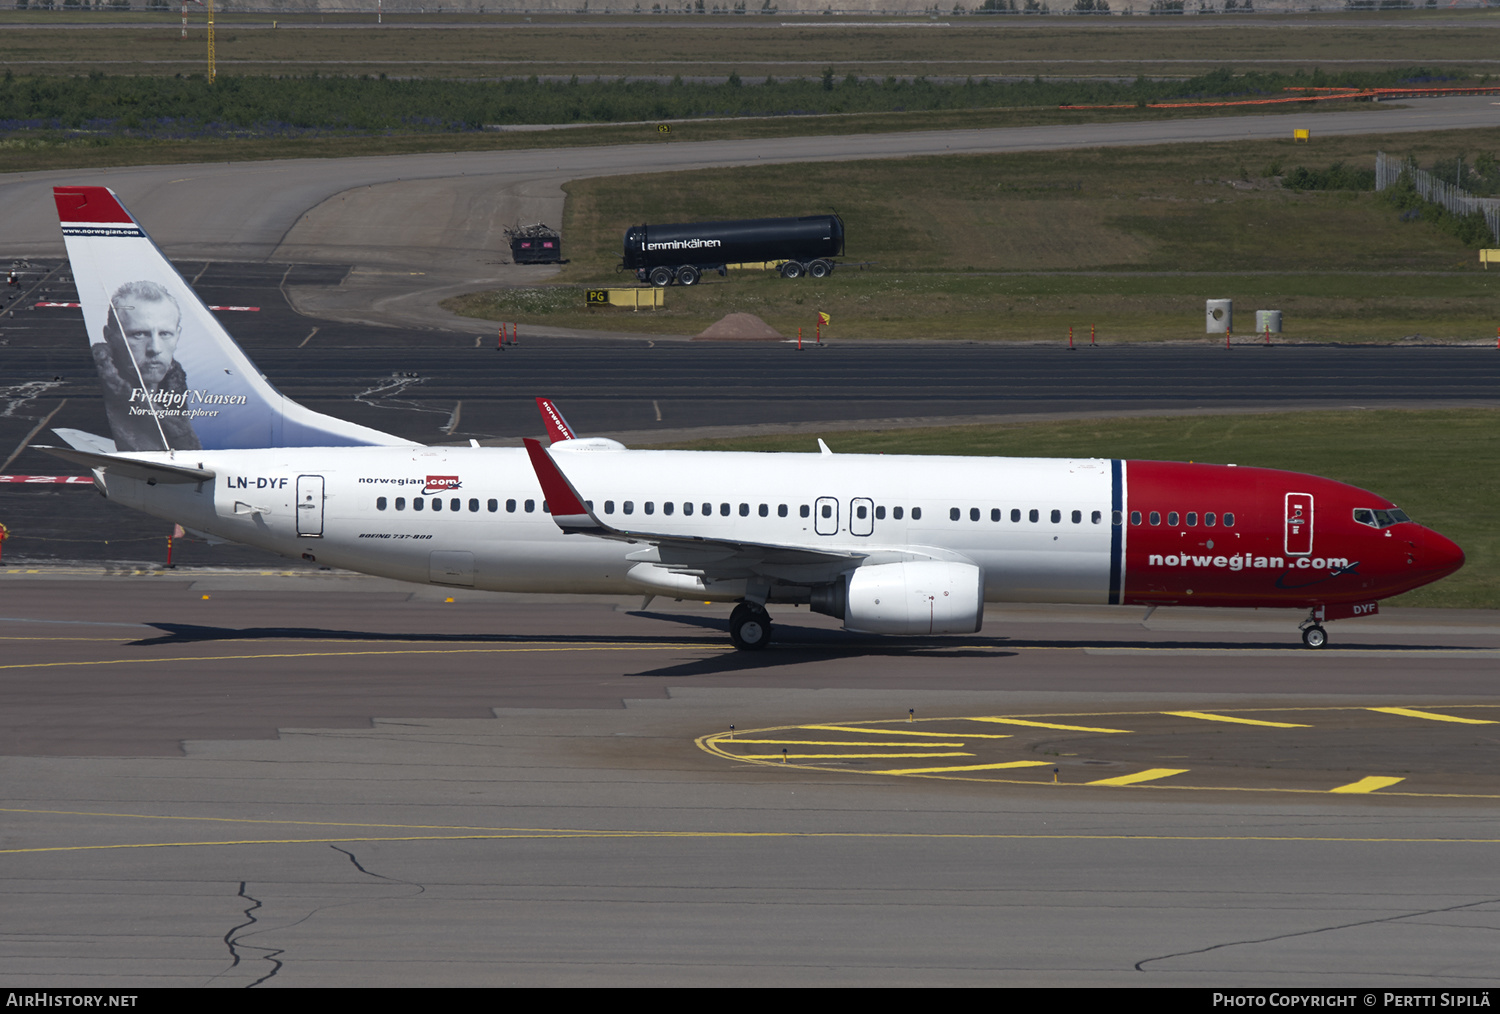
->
[622, 215, 845, 287]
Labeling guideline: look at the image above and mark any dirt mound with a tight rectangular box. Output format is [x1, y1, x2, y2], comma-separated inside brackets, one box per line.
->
[693, 312, 785, 342]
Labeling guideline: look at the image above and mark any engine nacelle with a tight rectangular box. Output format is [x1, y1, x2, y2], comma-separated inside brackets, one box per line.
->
[813, 561, 984, 635]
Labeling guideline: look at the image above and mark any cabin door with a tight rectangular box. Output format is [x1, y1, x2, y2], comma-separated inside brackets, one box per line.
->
[1284, 492, 1314, 556]
[814, 496, 840, 536]
[849, 497, 875, 537]
[296, 475, 325, 537]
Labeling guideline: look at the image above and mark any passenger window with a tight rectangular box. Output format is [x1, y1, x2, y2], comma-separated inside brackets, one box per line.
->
[431, 498, 442, 512]
[1051, 509, 1062, 523]
[893, 506, 903, 520]
[644, 502, 655, 515]
[585, 501, 592, 511]
[779, 504, 788, 518]
[604, 501, 615, 514]
[857, 505, 868, 520]
[739, 503, 749, 517]
[452, 498, 462, 512]
[623, 501, 634, 515]
[912, 507, 922, 520]
[1167, 511, 1179, 526]
[542, 501, 550, 513]
[702, 503, 712, 517]
[876, 506, 886, 520]
[525, 499, 535, 513]
[970, 508, 980, 522]
[1204, 512, 1216, 527]
[376, 497, 387, 511]
[1224, 513, 1236, 527]
[800, 505, 811, 518]
[1149, 511, 1160, 525]
[414, 498, 425, 512]
[721, 503, 731, 517]
[759, 504, 769, 517]
[1029, 509, 1039, 523]
[821, 504, 833, 519]
[683, 502, 694, 516]
[1130, 511, 1141, 525]
[487, 499, 498, 513]
[1186, 512, 1197, 526]
[664, 502, 674, 516]
[395, 497, 405, 511]
[506, 499, 516, 513]
[950, 507, 961, 521]
[1072, 510, 1082, 524]
[1011, 509, 1021, 523]
[1110, 510, 1120, 525]
[991, 508, 1000, 522]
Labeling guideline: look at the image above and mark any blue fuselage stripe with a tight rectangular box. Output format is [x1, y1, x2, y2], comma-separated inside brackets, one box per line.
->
[1109, 459, 1123, 604]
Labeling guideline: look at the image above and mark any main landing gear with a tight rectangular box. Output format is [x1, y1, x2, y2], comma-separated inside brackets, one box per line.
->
[1299, 610, 1328, 649]
[729, 601, 772, 651]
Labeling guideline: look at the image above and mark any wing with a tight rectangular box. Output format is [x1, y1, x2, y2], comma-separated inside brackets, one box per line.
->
[522, 438, 865, 583]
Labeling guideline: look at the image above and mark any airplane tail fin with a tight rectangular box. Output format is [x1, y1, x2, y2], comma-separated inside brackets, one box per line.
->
[54, 186, 406, 452]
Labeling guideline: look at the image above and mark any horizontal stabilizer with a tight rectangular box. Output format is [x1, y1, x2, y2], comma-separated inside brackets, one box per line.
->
[51, 428, 117, 454]
[34, 445, 215, 484]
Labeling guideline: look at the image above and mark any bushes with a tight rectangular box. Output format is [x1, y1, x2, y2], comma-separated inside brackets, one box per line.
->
[1382, 169, 1496, 248]
[1281, 162, 1376, 191]
[0, 68, 1476, 140]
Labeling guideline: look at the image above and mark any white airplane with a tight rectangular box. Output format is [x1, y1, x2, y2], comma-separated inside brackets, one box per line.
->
[40, 186, 1464, 650]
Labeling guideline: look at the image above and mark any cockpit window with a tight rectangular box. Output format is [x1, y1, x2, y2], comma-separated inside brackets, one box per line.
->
[1353, 507, 1411, 529]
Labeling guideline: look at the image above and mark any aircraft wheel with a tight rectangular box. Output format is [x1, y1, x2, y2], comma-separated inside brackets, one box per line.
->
[729, 602, 772, 652]
[809, 259, 832, 279]
[676, 265, 700, 286]
[780, 261, 804, 279]
[1302, 625, 1328, 649]
[649, 266, 674, 287]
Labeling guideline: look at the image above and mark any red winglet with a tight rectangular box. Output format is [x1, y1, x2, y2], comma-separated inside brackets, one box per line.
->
[535, 398, 577, 443]
[522, 438, 590, 520]
[54, 186, 134, 224]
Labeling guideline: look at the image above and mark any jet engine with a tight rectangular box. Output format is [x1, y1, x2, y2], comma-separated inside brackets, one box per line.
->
[811, 561, 984, 635]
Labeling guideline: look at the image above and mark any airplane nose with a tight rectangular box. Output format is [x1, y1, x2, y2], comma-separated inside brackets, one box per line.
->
[1414, 527, 1465, 578]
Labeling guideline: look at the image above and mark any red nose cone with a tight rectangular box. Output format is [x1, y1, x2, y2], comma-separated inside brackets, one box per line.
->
[1417, 527, 1465, 580]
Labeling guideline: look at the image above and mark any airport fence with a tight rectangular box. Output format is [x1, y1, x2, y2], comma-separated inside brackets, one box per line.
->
[1375, 151, 1500, 246]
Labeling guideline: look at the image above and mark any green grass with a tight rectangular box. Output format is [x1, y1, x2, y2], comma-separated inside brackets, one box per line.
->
[5, 11, 1500, 78]
[445, 129, 1500, 342]
[650, 408, 1499, 610]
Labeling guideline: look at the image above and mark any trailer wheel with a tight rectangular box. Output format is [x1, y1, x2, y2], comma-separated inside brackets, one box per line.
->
[809, 259, 832, 279]
[649, 266, 674, 287]
[676, 265, 700, 286]
[780, 261, 804, 279]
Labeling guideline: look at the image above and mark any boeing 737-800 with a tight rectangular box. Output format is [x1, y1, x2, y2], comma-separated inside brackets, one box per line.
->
[39, 186, 1464, 650]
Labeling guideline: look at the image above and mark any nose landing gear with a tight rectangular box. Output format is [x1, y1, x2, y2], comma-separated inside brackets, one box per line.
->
[1299, 609, 1328, 649]
[729, 601, 772, 651]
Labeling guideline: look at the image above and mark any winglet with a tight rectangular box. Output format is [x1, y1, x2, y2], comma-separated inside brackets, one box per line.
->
[536, 398, 577, 443]
[522, 438, 604, 533]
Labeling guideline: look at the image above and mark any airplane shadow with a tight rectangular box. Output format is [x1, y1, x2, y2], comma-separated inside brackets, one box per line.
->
[131, 615, 1474, 679]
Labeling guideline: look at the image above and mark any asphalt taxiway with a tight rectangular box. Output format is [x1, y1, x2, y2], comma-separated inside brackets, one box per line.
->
[2, 570, 1499, 986]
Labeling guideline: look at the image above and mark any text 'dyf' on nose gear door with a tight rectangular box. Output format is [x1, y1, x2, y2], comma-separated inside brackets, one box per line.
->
[1285, 492, 1313, 556]
[814, 496, 840, 536]
[296, 474, 325, 537]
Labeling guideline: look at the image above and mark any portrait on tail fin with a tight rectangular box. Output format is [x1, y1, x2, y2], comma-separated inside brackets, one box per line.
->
[92, 279, 201, 451]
